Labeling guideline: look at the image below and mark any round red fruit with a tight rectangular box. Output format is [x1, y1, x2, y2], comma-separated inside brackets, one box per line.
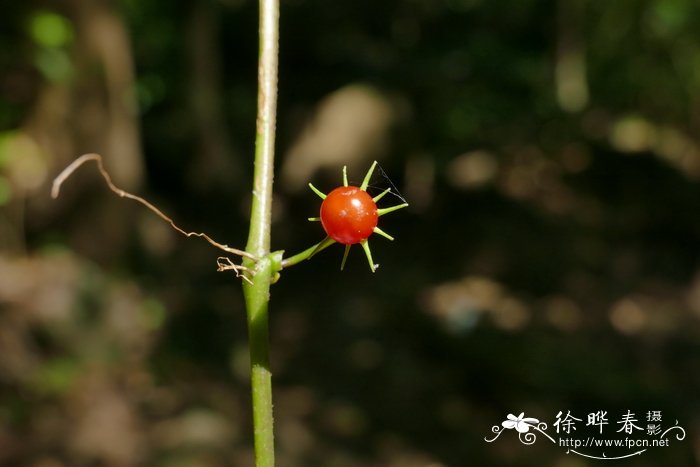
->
[320, 186, 378, 244]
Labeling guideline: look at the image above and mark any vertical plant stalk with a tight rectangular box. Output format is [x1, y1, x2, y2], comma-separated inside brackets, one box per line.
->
[242, 0, 279, 466]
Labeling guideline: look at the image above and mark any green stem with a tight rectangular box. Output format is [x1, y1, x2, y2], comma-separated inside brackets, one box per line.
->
[280, 237, 336, 269]
[242, 256, 275, 467]
[242, 1, 279, 466]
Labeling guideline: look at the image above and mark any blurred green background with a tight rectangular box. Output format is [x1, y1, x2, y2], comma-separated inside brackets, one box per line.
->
[1, 0, 700, 466]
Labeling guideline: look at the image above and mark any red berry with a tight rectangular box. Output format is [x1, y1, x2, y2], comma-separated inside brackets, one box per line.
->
[320, 186, 378, 244]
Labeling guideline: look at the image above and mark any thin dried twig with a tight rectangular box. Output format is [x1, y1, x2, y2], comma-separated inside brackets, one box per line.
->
[217, 257, 253, 284]
[52, 154, 257, 263]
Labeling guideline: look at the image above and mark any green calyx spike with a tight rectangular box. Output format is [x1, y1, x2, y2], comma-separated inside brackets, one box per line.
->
[360, 240, 377, 272]
[378, 202, 408, 216]
[361, 160, 377, 191]
[340, 244, 351, 270]
[309, 183, 326, 199]
[373, 187, 391, 202]
[373, 226, 394, 241]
